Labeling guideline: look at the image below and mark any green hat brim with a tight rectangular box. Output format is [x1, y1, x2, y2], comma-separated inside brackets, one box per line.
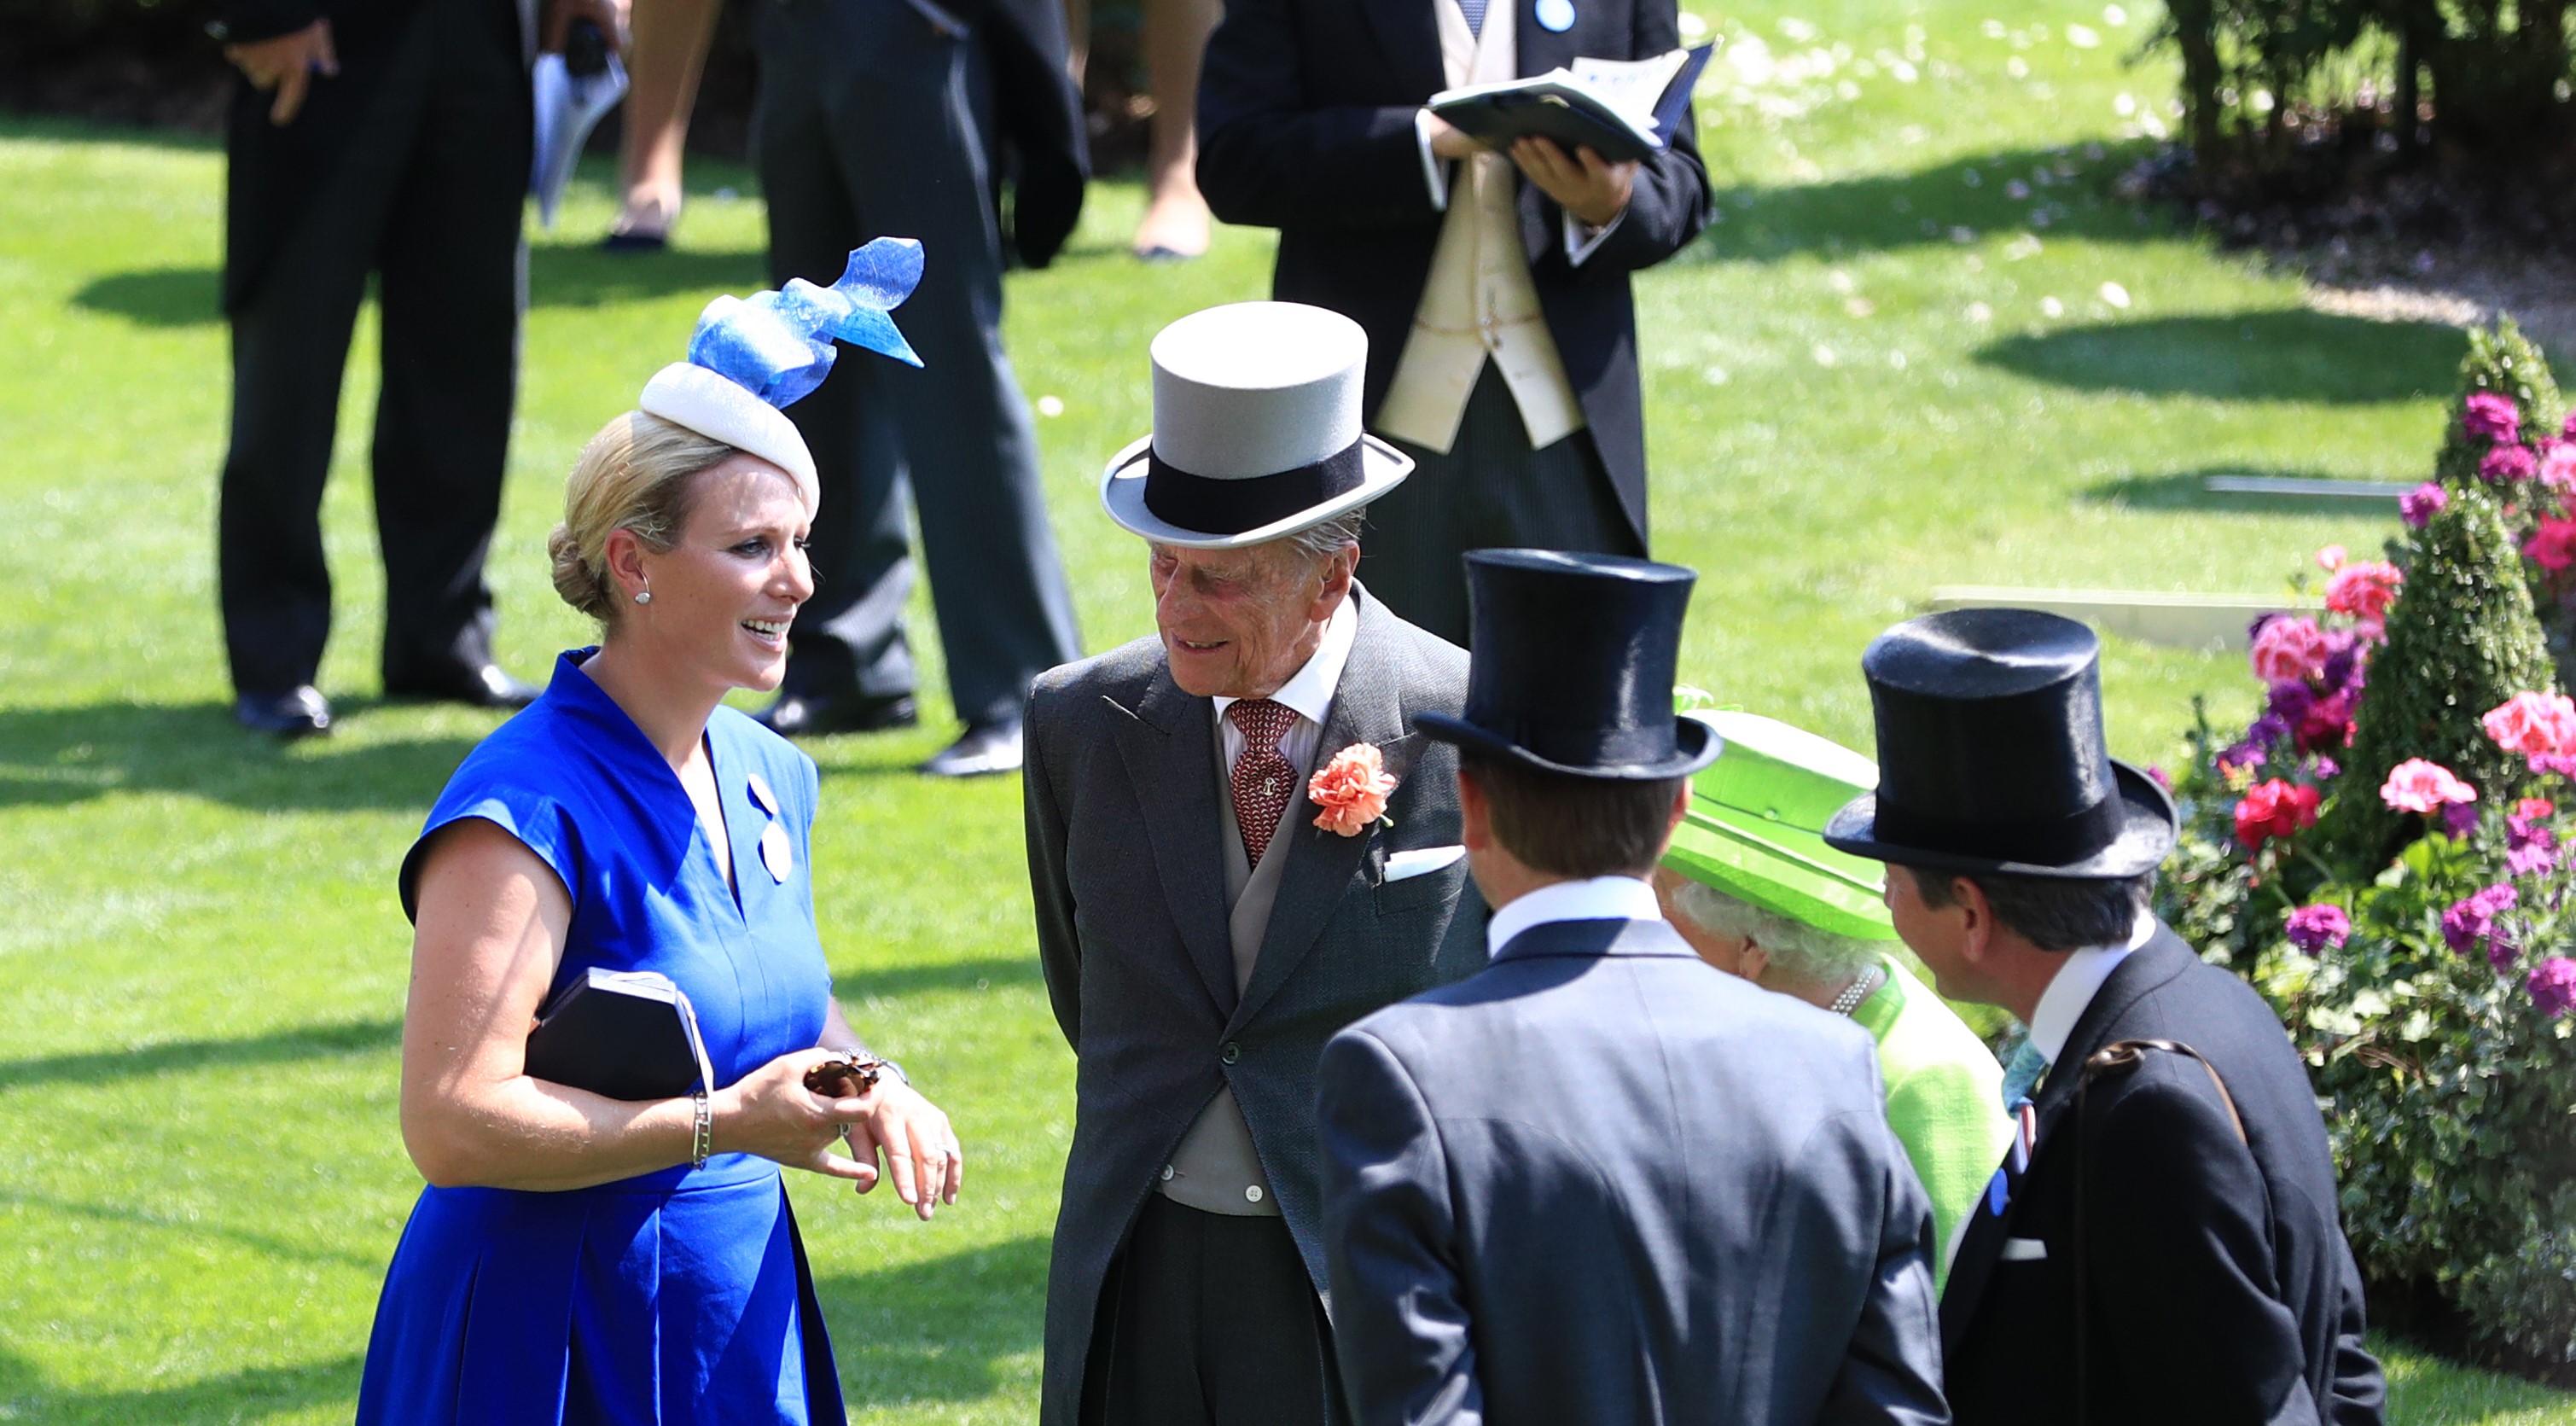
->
[1660, 712, 1899, 942]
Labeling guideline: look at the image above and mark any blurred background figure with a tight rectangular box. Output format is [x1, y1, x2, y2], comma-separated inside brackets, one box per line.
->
[1653, 709, 2014, 1287]
[747, 0, 1088, 776]
[601, 0, 718, 249]
[1062, 0, 1219, 261]
[214, 0, 616, 737]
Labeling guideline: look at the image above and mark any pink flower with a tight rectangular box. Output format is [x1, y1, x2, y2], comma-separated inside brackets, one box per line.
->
[1309, 742, 1397, 836]
[2381, 758, 2477, 814]
[2530, 957, 2576, 1018]
[2249, 616, 2334, 684]
[2285, 903, 2350, 955]
[2234, 778, 2321, 849]
[2323, 562, 2401, 623]
[2444, 883, 2517, 958]
[2482, 443, 2539, 483]
[2518, 797, 2556, 819]
[2527, 517, 2576, 573]
[2400, 482, 2447, 528]
[2316, 544, 2348, 572]
[2481, 691, 2576, 758]
[2543, 439, 2576, 494]
[2464, 390, 2521, 444]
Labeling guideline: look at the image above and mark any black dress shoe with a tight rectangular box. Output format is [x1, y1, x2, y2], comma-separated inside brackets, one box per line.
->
[756, 691, 920, 737]
[919, 715, 1023, 777]
[385, 664, 540, 710]
[236, 685, 332, 739]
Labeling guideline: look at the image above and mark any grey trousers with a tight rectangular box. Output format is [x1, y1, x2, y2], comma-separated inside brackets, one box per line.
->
[1080, 1196, 1341, 1426]
[753, 0, 1082, 727]
[1363, 365, 1641, 647]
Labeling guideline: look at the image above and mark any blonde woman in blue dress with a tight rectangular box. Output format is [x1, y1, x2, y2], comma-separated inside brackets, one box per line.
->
[357, 245, 957, 1425]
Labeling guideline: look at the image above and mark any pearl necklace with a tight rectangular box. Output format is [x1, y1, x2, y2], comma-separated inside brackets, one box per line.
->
[1828, 964, 1887, 1018]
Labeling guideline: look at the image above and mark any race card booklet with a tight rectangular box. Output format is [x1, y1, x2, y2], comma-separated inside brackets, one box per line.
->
[524, 968, 717, 1102]
[1429, 44, 1714, 165]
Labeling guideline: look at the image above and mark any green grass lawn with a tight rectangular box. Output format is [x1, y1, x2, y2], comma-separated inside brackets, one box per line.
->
[2, 0, 2569, 1416]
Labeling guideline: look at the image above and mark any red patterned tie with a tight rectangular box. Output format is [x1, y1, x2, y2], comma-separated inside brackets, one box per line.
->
[1228, 698, 1300, 865]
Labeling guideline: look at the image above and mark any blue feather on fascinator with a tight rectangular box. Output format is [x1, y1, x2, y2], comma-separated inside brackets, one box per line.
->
[683, 237, 925, 410]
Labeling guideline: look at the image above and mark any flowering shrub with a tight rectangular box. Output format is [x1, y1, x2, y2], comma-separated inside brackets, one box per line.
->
[2159, 320, 2576, 1370]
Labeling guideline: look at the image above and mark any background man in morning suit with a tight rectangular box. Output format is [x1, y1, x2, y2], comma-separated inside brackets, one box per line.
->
[749, 0, 1090, 777]
[1023, 302, 1488, 1426]
[1195, 0, 1713, 644]
[1318, 549, 1949, 1426]
[213, 0, 602, 735]
[1822, 606, 2387, 1425]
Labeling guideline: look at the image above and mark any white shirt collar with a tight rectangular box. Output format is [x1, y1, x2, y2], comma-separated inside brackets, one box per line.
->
[1486, 876, 1665, 959]
[1212, 595, 1358, 729]
[2026, 910, 2157, 1066]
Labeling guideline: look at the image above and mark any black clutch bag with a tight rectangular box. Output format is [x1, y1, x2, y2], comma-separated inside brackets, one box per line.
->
[524, 969, 715, 1101]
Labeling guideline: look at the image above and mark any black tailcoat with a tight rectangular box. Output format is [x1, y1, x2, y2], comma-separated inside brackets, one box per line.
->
[1942, 924, 2387, 1425]
[1195, 0, 1713, 544]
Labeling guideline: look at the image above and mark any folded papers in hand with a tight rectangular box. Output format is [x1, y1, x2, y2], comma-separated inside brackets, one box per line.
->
[524, 969, 716, 1101]
[1430, 44, 1713, 165]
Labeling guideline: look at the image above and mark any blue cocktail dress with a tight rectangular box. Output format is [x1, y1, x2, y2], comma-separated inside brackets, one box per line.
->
[356, 650, 848, 1426]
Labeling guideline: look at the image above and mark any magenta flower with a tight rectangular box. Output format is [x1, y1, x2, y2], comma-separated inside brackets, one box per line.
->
[2530, 957, 2576, 1019]
[2285, 904, 2351, 955]
[2313, 755, 2340, 778]
[2465, 390, 2521, 444]
[2381, 758, 2477, 814]
[2482, 443, 2539, 484]
[2441, 883, 2517, 957]
[2400, 482, 2447, 528]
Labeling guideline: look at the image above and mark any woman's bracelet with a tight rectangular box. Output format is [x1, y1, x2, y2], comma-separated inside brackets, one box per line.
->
[690, 1088, 712, 1169]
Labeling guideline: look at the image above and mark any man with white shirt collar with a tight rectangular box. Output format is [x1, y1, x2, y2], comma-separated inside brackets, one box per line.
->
[1823, 607, 2386, 1426]
[1317, 549, 1947, 1426]
[1024, 301, 1486, 1426]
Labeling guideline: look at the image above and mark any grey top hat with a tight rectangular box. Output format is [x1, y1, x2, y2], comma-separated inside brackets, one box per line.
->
[1101, 302, 1415, 550]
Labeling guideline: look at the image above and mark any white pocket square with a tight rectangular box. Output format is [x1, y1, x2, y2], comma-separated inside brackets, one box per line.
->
[1384, 845, 1466, 882]
[2001, 1237, 2049, 1262]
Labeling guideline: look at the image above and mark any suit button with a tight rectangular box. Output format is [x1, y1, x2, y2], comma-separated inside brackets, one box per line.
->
[1160, 1165, 1176, 1182]
[1245, 1185, 1265, 1204]
[1219, 1042, 1241, 1065]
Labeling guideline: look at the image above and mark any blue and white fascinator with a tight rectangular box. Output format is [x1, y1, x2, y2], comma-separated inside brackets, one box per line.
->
[637, 238, 926, 509]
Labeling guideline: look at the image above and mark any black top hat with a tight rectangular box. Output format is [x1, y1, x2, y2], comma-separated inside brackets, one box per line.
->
[1822, 608, 2177, 880]
[1416, 550, 1721, 781]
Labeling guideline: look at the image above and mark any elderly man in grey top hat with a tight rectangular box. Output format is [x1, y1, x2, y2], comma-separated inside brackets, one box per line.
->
[1023, 300, 1489, 1426]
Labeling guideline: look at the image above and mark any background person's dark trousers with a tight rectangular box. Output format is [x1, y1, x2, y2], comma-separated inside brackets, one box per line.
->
[753, 0, 1083, 732]
[217, 0, 529, 701]
[1080, 1196, 1341, 1426]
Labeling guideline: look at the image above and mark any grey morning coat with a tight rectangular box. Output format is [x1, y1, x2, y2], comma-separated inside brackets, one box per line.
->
[1023, 586, 1487, 1426]
[1319, 916, 1952, 1426]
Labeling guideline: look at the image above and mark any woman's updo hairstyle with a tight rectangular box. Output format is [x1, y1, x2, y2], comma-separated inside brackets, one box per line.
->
[549, 411, 738, 622]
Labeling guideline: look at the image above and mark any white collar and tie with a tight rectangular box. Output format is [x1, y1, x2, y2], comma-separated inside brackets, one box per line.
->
[2001, 909, 2157, 1109]
[1212, 597, 1359, 863]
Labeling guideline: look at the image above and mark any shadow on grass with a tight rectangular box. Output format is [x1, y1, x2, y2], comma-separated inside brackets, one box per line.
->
[73, 245, 770, 328]
[1977, 311, 2469, 405]
[0, 701, 477, 811]
[0, 1016, 399, 1091]
[1692, 140, 2170, 263]
[2085, 468, 2410, 516]
[0, 1346, 360, 1425]
[837, 955, 1040, 1000]
[813, 1232, 1049, 1407]
[0, 1187, 391, 1273]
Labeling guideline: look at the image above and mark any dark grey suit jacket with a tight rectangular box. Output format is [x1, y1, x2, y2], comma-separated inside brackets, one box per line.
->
[1941, 924, 2384, 1426]
[1024, 587, 1488, 1425]
[1318, 916, 1951, 1426]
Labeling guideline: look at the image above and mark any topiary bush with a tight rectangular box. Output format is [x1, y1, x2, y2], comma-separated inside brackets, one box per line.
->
[2158, 319, 2576, 1377]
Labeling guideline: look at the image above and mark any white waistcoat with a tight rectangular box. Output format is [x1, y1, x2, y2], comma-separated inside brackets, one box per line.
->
[1373, 0, 1587, 456]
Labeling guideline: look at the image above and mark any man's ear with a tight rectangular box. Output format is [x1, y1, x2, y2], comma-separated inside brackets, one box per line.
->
[1307, 546, 1358, 624]
[1457, 765, 1492, 852]
[1951, 875, 1997, 965]
[1664, 777, 1691, 840]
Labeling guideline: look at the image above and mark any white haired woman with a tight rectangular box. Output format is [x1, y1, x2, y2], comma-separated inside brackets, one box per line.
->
[1651, 713, 2013, 1283]
[355, 263, 957, 1424]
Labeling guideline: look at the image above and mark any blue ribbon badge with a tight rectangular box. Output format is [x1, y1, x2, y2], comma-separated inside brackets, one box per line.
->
[684, 237, 926, 411]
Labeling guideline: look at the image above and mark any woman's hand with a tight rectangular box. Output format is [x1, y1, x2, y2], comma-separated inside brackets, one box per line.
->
[710, 1048, 878, 1182]
[846, 1081, 963, 1220]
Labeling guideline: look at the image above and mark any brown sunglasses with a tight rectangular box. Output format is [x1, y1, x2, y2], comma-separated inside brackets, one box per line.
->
[802, 1052, 885, 1101]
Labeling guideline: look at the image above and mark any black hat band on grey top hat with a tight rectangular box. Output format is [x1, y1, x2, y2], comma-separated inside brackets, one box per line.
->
[1143, 441, 1365, 537]
[1869, 787, 2126, 868]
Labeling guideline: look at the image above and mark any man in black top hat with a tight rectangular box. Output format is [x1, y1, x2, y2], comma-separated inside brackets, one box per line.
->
[1315, 549, 1947, 1426]
[1821, 607, 2386, 1426]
